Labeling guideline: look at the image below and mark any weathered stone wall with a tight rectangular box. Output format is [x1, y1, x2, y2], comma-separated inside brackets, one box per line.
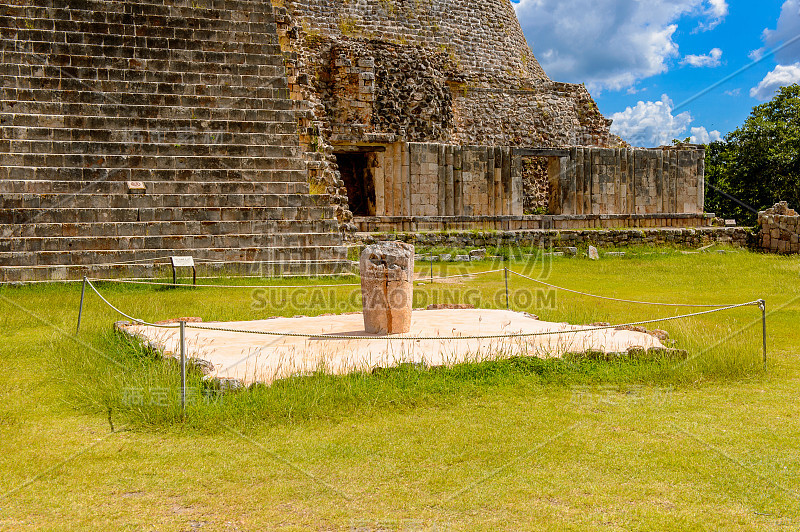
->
[757, 202, 800, 254]
[452, 85, 616, 147]
[358, 227, 751, 249]
[521, 157, 549, 213]
[278, 0, 547, 87]
[550, 146, 705, 216]
[369, 143, 523, 218]
[362, 143, 704, 222]
[274, 0, 621, 148]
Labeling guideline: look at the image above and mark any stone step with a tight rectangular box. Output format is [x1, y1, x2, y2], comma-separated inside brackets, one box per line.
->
[1, 87, 292, 107]
[0, 101, 295, 121]
[0, 258, 354, 283]
[0, 114, 299, 135]
[0, 231, 345, 253]
[0, 245, 348, 268]
[0, 192, 331, 210]
[1, 218, 341, 238]
[0, 47, 285, 73]
[0, 126, 298, 145]
[1, 27, 283, 54]
[0, 179, 313, 195]
[2, 139, 303, 158]
[0, 204, 337, 224]
[0, 66, 287, 89]
[0, 40, 285, 68]
[0, 1, 275, 30]
[0, 152, 306, 170]
[0, 167, 309, 183]
[0, 9, 278, 45]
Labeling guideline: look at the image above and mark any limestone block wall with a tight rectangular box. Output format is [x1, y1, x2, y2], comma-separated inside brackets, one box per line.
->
[369, 143, 523, 218]
[550, 146, 705, 216]
[359, 227, 751, 250]
[758, 202, 800, 254]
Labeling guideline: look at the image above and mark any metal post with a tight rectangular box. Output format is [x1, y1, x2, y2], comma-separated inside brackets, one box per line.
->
[430, 255, 434, 284]
[504, 267, 510, 310]
[180, 320, 187, 418]
[76, 276, 87, 334]
[759, 299, 767, 371]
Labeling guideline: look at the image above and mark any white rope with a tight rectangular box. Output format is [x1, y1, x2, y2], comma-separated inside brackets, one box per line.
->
[88, 278, 362, 289]
[85, 279, 180, 329]
[85, 279, 760, 341]
[422, 268, 505, 281]
[87, 268, 503, 289]
[509, 270, 744, 308]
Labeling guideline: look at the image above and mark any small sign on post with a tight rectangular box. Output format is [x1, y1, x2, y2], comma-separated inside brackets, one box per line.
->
[170, 256, 196, 286]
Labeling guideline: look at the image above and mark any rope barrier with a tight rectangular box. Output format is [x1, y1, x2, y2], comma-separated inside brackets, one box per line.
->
[181, 302, 758, 340]
[84, 278, 760, 341]
[87, 268, 504, 289]
[88, 278, 363, 289]
[508, 270, 745, 308]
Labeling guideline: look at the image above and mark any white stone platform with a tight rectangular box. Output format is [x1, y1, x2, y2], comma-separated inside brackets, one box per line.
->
[121, 309, 667, 385]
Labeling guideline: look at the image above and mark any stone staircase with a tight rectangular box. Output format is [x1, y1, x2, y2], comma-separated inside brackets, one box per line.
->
[0, 0, 349, 282]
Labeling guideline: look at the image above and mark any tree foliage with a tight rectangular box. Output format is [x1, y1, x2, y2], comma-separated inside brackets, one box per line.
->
[705, 84, 800, 225]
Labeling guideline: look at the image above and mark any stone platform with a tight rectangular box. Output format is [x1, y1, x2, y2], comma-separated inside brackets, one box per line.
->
[120, 309, 668, 385]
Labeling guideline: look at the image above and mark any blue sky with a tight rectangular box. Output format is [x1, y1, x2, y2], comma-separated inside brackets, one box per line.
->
[512, 0, 800, 147]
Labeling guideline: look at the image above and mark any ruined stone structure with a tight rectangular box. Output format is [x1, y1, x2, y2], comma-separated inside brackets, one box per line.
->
[0, 0, 708, 282]
[758, 202, 800, 254]
[272, 0, 705, 231]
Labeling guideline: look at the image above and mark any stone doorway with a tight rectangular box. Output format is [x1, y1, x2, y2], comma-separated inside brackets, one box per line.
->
[335, 151, 377, 217]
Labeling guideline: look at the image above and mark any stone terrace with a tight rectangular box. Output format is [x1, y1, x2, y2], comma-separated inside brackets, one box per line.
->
[0, 0, 348, 282]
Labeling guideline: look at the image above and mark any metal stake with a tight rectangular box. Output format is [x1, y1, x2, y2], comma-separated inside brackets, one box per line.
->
[180, 320, 187, 418]
[504, 267, 510, 310]
[759, 299, 767, 371]
[76, 276, 87, 334]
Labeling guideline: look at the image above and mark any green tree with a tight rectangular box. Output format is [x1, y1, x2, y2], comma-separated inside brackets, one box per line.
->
[705, 84, 800, 225]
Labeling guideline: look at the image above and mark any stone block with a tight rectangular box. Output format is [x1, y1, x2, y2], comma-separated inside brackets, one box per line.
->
[360, 241, 415, 335]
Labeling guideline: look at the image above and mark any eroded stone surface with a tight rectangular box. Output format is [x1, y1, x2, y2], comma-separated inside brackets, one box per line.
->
[360, 241, 415, 334]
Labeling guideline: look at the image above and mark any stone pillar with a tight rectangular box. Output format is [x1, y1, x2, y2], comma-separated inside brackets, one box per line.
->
[360, 241, 415, 335]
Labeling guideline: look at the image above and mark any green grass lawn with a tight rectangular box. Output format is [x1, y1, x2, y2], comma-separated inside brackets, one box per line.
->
[1, 248, 799, 531]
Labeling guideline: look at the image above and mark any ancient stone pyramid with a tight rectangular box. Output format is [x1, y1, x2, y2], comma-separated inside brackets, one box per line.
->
[0, 0, 348, 282]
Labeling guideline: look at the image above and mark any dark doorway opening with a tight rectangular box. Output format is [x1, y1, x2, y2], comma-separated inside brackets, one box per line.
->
[335, 152, 376, 216]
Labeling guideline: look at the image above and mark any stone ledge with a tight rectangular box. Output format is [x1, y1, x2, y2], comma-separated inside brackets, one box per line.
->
[356, 227, 753, 250]
[353, 214, 714, 232]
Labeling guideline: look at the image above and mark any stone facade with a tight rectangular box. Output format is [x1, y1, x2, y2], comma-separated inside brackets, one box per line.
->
[348, 143, 705, 229]
[549, 146, 705, 216]
[757, 202, 800, 254]
[271, 0, 626, 230]
[274, 0, 619, 147]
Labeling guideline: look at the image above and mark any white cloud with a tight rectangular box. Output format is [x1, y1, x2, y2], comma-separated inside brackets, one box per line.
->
[749, 47, 766, 61]
[513, 0, 730, 90]
[696, 0, 729, 31]
[750, 63, 800, 100]
[724, 88, 741, 96]
[763, 0, 800, 64]
[609, 94, 693, 147]
[690, 126, 722, 144]
[681, 48, 723, 67]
